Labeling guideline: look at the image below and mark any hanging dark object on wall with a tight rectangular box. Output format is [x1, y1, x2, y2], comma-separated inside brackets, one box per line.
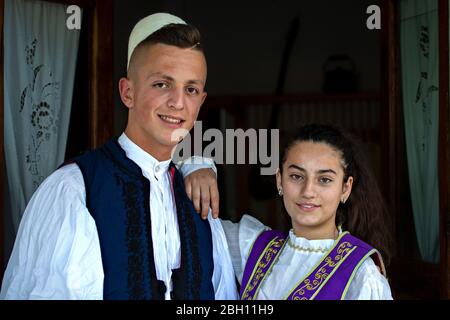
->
[322, 54, 359, 93]
[249, 15, 300, 200]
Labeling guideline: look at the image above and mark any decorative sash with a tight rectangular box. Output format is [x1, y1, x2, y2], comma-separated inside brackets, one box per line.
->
[240, 230, 385, 300]
[240, 230, 287, 300]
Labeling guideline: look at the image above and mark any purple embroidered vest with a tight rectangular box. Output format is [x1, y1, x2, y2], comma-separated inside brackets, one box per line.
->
[240, 230, 386, 300]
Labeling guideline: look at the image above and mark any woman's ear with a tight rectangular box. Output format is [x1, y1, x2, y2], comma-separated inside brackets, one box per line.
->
[276, 168, 282, 191]
[119, 77, 134, 109]
[342, 176, 354, 202]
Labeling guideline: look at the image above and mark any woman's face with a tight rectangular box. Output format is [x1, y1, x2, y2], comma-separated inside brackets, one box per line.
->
[276, 141, 353, 239]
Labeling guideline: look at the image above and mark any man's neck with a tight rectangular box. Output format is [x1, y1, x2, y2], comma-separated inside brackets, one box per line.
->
[123, 131, 172, 162]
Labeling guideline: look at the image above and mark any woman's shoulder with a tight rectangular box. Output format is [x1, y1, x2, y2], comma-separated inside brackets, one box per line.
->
[342, 232, 387, 276]
[239, 214, 279, 260]
[239, 214, 269, 232]
[220, 214, 270, 240]
[341, 232, 392, 299]
[345, 256, 393, 300]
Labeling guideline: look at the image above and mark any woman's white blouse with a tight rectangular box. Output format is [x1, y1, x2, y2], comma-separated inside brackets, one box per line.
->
[221, 214, 393, 300]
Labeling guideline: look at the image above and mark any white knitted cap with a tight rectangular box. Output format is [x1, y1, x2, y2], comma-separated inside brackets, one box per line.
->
[127, 13, 186, 70]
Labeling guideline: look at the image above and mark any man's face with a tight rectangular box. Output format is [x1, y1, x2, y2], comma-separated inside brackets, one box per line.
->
[120, 43, 207, 159]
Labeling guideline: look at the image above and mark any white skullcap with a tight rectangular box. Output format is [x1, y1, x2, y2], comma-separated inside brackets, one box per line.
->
[127, 13, 186, 70]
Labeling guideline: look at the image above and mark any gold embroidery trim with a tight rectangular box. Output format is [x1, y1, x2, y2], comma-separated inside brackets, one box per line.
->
[290, 241, 353, 300]
[241, 236, 285, 300]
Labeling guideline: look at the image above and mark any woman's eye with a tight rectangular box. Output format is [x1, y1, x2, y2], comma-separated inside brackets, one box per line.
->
[290, 174, 303, 181]
[319, 177, 332, 184]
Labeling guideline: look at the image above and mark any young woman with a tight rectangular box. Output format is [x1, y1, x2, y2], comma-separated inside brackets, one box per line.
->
[220, 124, 393, 300]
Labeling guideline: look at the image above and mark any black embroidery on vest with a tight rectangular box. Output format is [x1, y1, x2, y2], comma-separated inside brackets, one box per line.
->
[185, 201, 201, 298]
[102, 145, 158, 299]
[173, 169, 201, 299]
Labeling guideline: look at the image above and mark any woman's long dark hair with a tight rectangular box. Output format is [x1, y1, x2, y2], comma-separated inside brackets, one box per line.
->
[280, 124, 393, 265]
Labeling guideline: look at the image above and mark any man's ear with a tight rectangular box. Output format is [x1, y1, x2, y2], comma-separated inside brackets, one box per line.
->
[200, 91, 207, 107]
[119, 77, 134, 109]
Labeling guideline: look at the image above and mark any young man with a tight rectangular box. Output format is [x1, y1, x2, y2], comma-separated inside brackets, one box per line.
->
[1, 13, 237, 300]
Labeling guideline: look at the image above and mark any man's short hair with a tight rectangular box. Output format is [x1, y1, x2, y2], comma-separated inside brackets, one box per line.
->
[128, 23, 204, 73]
[142, 23, 203, 51]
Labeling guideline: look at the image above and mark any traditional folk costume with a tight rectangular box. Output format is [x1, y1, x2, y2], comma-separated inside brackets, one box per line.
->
[1, 134, 237, 300]
[222, 215, 392, 300]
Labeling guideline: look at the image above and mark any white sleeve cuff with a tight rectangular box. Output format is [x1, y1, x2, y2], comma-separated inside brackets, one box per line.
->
[176, 156, 217, 178]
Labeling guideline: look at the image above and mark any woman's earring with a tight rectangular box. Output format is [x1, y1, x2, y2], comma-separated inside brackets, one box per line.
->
[278, 188, 283, 196]
[341, 197, 346, 204]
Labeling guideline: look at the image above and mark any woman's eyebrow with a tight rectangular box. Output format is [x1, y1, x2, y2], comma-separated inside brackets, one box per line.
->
[288, 164, 337, 175]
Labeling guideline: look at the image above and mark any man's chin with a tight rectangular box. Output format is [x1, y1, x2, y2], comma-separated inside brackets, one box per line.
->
[167, 127, 192, 144]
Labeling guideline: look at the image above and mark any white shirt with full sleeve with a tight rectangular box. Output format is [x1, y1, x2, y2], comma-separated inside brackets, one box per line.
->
[0, 133, 237, 300]
[221, 214, 393, 300]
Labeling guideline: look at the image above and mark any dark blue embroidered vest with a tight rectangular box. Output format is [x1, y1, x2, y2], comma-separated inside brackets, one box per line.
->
[73, 138, 215, 300]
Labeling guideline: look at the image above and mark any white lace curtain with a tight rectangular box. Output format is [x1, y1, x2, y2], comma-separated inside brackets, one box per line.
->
[400, 0, 440, 263]
[4, 0, 81, 231]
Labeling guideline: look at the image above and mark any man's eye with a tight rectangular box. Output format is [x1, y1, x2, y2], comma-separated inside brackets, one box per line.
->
[186, 87, 199, 95]
[153, 82, 168, 89]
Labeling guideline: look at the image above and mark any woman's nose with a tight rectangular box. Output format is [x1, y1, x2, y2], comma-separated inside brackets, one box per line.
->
[301, 179, 316, 198]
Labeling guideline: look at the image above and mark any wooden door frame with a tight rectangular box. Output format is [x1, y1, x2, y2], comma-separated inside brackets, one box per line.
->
[0, 0, 5, 279]
[380, 0, 399, 236]
[438, 0, 449, 299]
[0, 0, 113, 278]
[382, 0, 450, 298]
[52, 0, 114, 148]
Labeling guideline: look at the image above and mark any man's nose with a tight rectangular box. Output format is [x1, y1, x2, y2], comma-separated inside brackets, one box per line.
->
[167, 87, 184, 110]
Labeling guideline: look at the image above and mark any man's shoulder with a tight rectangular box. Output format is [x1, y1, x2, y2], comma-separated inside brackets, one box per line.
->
[20, 164, 87, 228]
[36, 163, 85, 195]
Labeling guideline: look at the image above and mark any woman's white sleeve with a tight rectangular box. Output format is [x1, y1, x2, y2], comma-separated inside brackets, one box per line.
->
[345, 257, 393, 300]
[220, 214, 269, 285]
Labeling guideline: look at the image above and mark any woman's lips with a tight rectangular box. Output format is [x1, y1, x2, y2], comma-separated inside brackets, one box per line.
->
[297, 203, 321, 212]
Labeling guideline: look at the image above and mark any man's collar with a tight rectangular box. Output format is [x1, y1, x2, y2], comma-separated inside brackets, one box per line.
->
[118, 133, 171, 174]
